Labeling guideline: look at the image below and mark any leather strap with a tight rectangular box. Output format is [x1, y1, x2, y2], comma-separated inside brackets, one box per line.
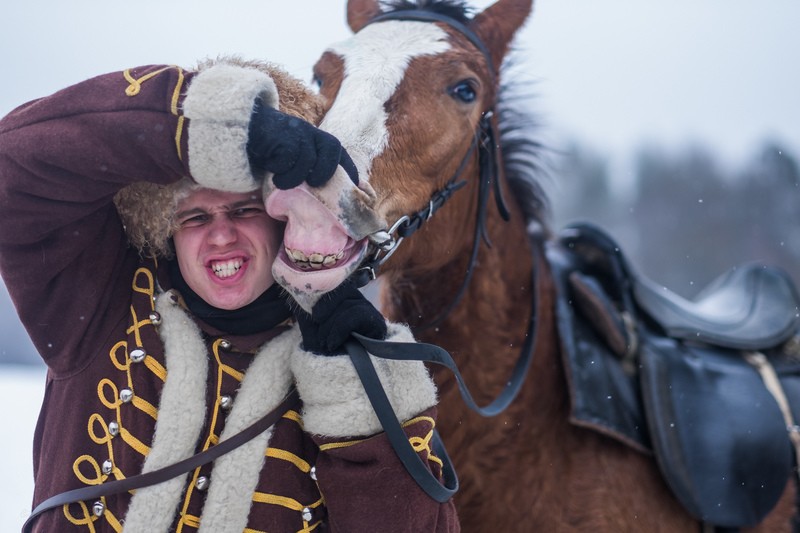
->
[22, 387, 301, 533]
[744, 351, 800, 479]
[344, 244, 543, 501]
[346, 339, 459, 502]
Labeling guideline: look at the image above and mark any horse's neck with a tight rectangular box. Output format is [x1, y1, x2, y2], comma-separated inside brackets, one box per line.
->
[384, 207, 564, 408]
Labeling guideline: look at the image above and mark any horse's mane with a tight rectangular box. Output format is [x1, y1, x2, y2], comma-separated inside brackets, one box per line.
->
[379, 0, 551, 234]
[497, 69, 551, 234]
[379, 0, 474, 22]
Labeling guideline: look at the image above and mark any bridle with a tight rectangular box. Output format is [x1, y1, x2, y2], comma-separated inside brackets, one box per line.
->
[344, 8, 545, 503]
[353, 10, 511, 308]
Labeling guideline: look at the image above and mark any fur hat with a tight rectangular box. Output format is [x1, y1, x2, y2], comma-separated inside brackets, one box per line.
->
[113, 57, 324, 258]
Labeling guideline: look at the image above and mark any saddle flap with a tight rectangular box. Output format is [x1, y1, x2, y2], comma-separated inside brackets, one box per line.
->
[639, 336, 794, 527]
[547, 242, 651, 453]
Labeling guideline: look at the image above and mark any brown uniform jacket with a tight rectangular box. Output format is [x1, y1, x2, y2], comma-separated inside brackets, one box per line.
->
[0, 62, 459, 532]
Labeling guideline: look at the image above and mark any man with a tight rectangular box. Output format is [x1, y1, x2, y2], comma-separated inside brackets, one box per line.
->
[0, 58, 458, 532]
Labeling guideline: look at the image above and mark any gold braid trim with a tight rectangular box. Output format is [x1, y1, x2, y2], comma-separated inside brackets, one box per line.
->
[318, 416, 444, 468]
[122, 66, 188, 161]
[175, 338, 245, 531]
[67, 266, 162, 528]
[266, 447, 311, 473]
[251, 493, 325, 532]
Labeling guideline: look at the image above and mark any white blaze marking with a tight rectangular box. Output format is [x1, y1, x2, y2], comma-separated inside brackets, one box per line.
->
[320, 21, 451, 181]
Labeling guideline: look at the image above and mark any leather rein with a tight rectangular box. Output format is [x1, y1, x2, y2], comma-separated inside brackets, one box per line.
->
[347, 9, 545, 502]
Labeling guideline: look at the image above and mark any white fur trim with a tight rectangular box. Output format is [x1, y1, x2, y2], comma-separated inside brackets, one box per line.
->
[198, 328, 297, 533]
[183, 63, 279, 193]
[124, 292, 209, 533]
[292, 323, 438, 437]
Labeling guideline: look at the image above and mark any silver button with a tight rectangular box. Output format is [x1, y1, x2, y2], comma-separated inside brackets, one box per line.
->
[148, 311, 162, 325]
[102, 460, 113, 475]
[302, 507, 313, 522]
[219, 339, 232, 350]
[120, 389, 133, 403]
[108, 421, 119, 437]
[309, 466, 317, 481]
[219, 395, 233, 410]
[195, 476, 209, 491]
[92, 501, 105, 517]
[129, 348, 146, 363]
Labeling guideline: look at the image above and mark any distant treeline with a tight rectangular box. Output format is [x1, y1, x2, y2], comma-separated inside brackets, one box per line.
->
[550, 140, 800, 298]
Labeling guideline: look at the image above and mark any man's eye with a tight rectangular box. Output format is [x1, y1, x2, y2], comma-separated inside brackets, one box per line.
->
[179, 214, 209, 227]
[233, 207, 265, 217]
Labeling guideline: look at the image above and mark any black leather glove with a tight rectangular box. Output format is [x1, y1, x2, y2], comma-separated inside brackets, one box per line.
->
[294, 280, 388, 355]
[247, 99, 358, 189]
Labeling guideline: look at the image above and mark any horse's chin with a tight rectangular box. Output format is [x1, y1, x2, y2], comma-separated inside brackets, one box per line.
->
[266, 181, 381, 311]
[273, 239, 369, 311]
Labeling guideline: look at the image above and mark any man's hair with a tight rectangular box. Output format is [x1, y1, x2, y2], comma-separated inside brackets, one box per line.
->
[114, 178, 198, 258]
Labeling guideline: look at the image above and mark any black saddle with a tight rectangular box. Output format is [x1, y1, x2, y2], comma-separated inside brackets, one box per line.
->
[547, 222, 800, 529]
[633, 258, 797, 350]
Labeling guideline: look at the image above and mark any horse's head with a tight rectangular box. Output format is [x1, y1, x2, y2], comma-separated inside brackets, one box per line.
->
[267, 0, 534, 310]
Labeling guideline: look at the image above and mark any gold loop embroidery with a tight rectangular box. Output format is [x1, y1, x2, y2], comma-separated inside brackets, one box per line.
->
[72, 455, 104, 485]
[109, 341, 128, 372]
[123, 66, 172, 97]
[98, 379, 120, 410]
[88, 413, 114, 446]
[132, 267, 155, 298]
[63, 501, 97, 530]
[409, 430, 444, 469]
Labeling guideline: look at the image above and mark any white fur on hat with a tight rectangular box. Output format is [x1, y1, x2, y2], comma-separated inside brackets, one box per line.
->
[182, 62, 279, 193]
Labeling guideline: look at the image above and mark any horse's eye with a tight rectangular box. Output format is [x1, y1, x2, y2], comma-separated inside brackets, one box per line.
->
[312, 74, 323, 90]
[449, 80, 477, 103]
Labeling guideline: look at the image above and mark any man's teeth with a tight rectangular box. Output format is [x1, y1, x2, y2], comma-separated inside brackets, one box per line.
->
[285, 246, 345, 270]
[211, 259, 243, 278]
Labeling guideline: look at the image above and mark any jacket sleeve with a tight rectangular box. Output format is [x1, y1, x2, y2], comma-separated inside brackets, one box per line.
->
[0, 63, 279, 373]
[291, 322, 460, 532]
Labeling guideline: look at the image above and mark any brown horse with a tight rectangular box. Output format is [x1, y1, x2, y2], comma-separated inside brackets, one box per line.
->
[267, 0, 797, 530]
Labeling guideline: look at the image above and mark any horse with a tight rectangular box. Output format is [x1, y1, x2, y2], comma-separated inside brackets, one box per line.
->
[265, 0, 798, 530]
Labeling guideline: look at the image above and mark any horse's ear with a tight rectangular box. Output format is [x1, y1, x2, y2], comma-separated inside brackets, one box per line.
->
[470, 0, 534, 72]
[347, 0, 382, 33]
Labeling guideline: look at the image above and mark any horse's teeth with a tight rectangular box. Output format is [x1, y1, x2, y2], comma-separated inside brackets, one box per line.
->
[286, 247, 307, 262]
[285, 247, 346, 269]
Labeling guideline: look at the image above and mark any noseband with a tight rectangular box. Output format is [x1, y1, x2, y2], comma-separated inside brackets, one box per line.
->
[355, 10, 511, 321]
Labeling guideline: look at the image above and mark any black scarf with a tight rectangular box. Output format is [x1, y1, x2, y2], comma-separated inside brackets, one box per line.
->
[168, 260, 292, 336]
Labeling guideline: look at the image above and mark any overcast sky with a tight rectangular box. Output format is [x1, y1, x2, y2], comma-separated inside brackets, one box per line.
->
[2, 0, 798, 169]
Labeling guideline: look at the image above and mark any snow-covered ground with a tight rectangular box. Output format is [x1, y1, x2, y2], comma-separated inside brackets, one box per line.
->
[1, 365, 45, 531]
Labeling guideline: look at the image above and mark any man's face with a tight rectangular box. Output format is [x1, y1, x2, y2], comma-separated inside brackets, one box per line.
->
[173, 188, 281, 310]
